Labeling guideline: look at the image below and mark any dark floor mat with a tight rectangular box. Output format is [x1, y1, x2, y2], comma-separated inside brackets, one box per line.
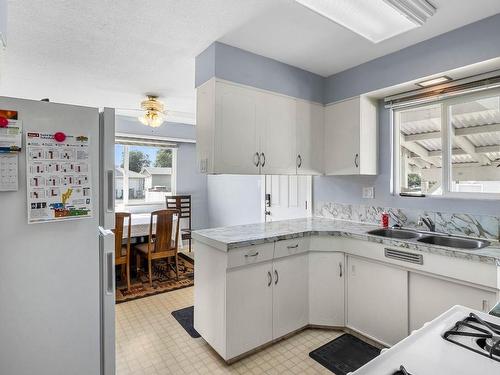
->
[171, 306, 200, 338]
[309, 334, 381, 375]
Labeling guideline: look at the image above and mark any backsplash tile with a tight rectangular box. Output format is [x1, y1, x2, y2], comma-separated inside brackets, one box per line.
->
[434, 213, 499, 240]
[316, 202, 353, 221]
[315, 201, 500, 240]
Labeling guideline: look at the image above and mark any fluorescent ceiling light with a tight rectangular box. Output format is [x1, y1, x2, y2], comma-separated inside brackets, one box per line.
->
[295, 0, 436, 43]
[384, 0, 436, 25]
[416, 76, 452, 87]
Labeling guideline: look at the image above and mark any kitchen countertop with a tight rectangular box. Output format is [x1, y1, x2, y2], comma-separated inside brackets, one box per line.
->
[192, 217, 500, 265]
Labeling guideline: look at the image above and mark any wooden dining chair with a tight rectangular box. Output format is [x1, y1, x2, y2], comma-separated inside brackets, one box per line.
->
[115, 212, 132, 291]
[135, 209, 180, 286]
[166, 195, 192, 252]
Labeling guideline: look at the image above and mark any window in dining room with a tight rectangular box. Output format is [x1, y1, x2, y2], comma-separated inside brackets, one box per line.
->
[114, 137, 177, 211]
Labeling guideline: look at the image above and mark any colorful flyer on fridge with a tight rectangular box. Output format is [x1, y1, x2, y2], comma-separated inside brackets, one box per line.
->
[26, 131, 92, 223]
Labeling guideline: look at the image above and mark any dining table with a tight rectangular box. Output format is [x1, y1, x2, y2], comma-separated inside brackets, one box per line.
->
[119, 212, 181, 248]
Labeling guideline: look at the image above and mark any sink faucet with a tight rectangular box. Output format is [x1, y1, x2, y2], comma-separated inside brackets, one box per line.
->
[418, 216, 435, 232]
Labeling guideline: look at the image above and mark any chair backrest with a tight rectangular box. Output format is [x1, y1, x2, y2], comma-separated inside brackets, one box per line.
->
[115, 212, 131, 259]
[150, 209, 179, 253]
[166, 195, 191, 230]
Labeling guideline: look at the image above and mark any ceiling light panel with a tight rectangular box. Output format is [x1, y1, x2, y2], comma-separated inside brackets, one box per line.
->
[383, 0, 436, 25]
[295, 0, 427, 43]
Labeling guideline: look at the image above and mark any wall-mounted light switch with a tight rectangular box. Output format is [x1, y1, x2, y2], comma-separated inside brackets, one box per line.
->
[362, 187, 375, 199]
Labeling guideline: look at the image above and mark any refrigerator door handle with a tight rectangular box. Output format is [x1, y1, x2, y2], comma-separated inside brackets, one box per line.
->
[105, 252, 114, 295]
[106, 170, 114, 213]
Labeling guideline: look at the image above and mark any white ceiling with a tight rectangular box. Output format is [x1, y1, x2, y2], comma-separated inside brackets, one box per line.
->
[1, 0, 500, 122]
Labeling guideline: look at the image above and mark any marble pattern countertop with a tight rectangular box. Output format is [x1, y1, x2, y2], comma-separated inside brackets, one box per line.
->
[192, 217, 500, 266]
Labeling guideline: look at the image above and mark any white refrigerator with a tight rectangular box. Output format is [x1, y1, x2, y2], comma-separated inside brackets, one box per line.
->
[0, 97, 116, 375]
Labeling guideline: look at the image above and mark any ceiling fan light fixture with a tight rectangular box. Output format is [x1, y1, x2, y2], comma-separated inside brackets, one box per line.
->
[138, 95, 166, 128]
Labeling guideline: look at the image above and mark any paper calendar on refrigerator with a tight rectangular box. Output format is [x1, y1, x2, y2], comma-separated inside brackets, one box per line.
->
[0, 153, 19, 191]
[25, 131, 93, 223]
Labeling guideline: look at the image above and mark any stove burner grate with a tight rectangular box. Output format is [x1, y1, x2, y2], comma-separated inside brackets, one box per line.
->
[443, 313, 500, 362]
[392, 365, 413, 375]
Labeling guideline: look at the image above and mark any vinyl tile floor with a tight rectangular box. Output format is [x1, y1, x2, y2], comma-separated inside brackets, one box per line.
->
[116, 286, 341, 374]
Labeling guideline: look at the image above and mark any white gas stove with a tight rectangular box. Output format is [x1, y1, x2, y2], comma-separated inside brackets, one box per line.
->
[352, 305, 500, 375]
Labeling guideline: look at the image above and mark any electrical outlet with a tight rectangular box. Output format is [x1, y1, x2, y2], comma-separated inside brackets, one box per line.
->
[362, 186, 375, 199]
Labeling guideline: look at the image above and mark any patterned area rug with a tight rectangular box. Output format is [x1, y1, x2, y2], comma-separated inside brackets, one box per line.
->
[116, 254, 194, 304]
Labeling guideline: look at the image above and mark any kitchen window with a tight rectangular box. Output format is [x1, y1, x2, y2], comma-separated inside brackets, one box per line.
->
[115, 136, 177, 211]
[393, 88, 500, 198]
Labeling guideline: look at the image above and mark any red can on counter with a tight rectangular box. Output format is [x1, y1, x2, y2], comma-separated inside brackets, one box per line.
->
[381, 212, 389, 228]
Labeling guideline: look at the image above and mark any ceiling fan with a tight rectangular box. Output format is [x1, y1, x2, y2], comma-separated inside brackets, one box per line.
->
[115, 95, 195, 127]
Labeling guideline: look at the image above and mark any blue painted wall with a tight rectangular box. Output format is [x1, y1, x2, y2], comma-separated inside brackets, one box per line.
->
[314, 101, 500, 216]
[194, 14, 500, 222]
[324, 13, 500, 103]
[316, 13, 500, 217]
[196, 42, 325, 103]
[196, 14, 500, 105]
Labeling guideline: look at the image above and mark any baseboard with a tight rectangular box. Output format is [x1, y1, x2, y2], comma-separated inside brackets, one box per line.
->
[224, 323, 385, 364]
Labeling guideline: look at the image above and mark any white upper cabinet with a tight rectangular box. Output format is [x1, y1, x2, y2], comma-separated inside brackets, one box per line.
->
[296, 100, 324, 175]
[214, 82, 260, 174]
[259, 91, 297, 175]
[196, 79, 378, 175]
[196, 78, 319, 175]
[196, 79, 260, 174]
[324, 96, 377, 175]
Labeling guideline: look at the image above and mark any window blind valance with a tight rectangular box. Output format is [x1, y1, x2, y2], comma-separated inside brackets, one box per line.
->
[385, 71, 500, 109]
[115, 135, 178, 148]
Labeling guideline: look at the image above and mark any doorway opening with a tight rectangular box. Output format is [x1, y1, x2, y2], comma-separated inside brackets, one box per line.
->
[262, 175, 312, 222]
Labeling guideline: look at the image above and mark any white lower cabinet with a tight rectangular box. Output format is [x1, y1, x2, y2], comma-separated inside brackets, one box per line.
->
[226, 261, 273, 359]
[309, 252, 345, 326]
[225, 245, 309, 359]
[272, 254, 309, 339]
[197, 237, 500, 362]
[408, 272, 498, 332]
[347, 256, 408, 346]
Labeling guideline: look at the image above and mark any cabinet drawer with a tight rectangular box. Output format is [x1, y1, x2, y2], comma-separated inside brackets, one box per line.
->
[274, 238, 309, 259]
[227, 243, 274, 269]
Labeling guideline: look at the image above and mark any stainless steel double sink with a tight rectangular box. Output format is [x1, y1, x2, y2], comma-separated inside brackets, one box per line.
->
[367, 228, 490, 250]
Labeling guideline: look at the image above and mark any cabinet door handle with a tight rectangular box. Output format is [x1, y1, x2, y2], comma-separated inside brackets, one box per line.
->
[260, 152, 266, 167]
[253, 152, 260, 167]
[297, 154, 302, 168]
[354, 153, 359, 168]
[267, 271, 272, 287]
[286, 244, 299, 249]
[339, 262, 343, 278]
[274, 269, 279, 285]
[245, 251, 259, 258]
[482, 299, 489, 312]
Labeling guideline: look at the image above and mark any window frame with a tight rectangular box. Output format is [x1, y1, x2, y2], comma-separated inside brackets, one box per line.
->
[392, 87, 500, 200]
[116, 140, 177, 209]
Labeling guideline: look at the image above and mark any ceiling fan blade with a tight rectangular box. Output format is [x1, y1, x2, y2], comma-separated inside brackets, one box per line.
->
[114, 108, 195, 125]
